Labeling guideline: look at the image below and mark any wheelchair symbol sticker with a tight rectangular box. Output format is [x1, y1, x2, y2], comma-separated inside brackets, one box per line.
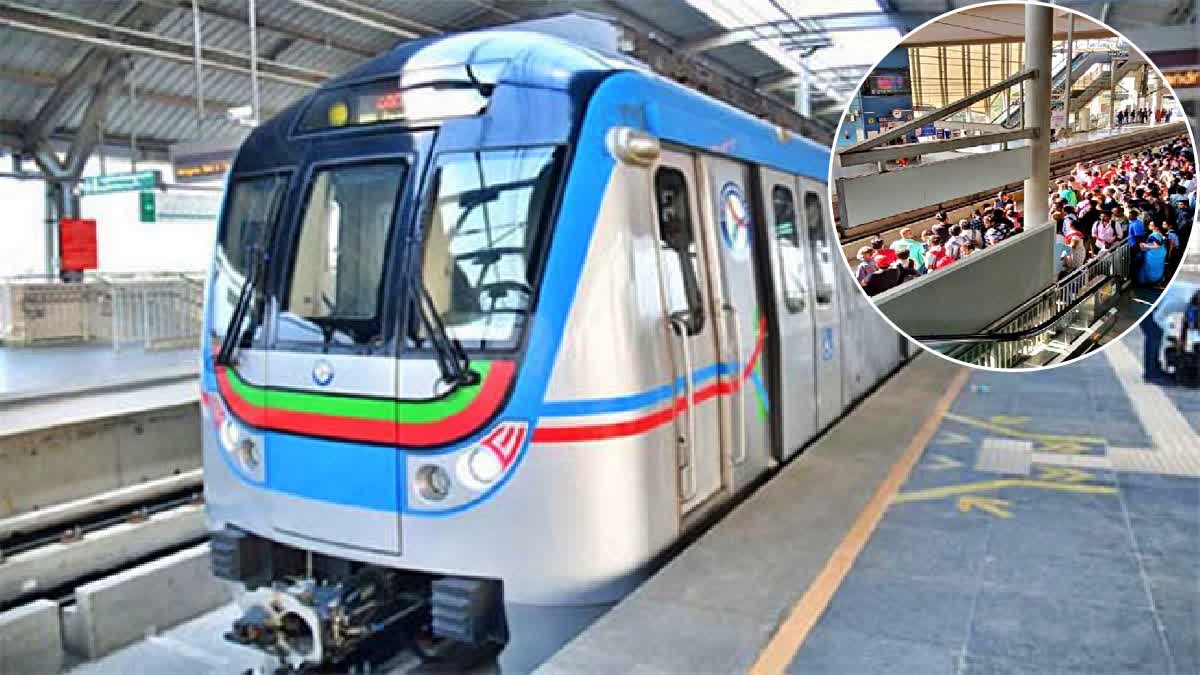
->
[822, 328, 835, 361]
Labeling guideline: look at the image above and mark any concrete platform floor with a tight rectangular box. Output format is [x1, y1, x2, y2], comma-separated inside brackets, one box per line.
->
[789, 333, 1199, 674]
[546, 329, 1200, 674]
[0, 343, 197, 400]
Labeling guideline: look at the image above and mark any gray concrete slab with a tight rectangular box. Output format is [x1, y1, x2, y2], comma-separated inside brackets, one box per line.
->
[0, 599, 63, 675]
[0, 343, 197, 401]
[540, 353, 964, 673]
[66, 544, 234, 660]
[1, 505, 206, 607]
[788, 331, 1200, 674]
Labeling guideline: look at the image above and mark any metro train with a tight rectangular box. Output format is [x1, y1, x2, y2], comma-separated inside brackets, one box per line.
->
[199, 18, 906, 672]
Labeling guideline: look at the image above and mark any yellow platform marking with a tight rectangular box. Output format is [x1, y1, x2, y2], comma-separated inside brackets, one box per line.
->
[927, 454, 964, 471]
[893, 479, 1117, 504]
[935, 430, 971, 446]
[957, 495, 1012, 518]
[991, 415, 1031, 426]
[945, 412, 1105, 453]
[749, 367, 971, 675]
[1038, 467, 1093, 483]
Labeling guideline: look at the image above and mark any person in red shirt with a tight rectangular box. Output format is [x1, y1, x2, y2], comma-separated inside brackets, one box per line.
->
[870, 236, 897, 268]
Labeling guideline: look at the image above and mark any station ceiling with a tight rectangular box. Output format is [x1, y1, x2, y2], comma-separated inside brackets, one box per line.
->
[0, 0, 1190, 162]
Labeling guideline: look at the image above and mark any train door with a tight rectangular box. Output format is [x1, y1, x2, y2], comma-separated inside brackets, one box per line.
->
[757, 169, 818, 458]
[652, 150, 725, 512]
[798, 178, 843, 427]
[265, 151, 414, 555]
[701, 156, 772, 482]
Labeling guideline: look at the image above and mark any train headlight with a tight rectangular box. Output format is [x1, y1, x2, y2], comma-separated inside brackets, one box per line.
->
[414, 465, 451, 502]
[219, 417, 241, 454]
[466, 447, 504, 485]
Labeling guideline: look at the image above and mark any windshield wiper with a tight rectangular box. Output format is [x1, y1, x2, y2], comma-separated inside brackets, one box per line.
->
[409, 279, 480, 389]
[215, 244, 264, 367]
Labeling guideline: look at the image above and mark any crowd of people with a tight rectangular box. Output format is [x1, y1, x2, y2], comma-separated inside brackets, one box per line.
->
[854, 193, 1026, 296]
[1051, 137, 1195, 285]
[853, 135, 1196, 298]
[1116, 107, 1174, 127]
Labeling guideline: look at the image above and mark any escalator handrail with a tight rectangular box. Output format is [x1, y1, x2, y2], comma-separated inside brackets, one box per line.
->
[915, 274, 1116, 345]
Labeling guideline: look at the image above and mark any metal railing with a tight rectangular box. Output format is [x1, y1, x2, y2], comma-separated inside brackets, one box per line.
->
[0, 272, 204, 351]
[93, 273, 206, 352]
[929, 240, 1131, 368]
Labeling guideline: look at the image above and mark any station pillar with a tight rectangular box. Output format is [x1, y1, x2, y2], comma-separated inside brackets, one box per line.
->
[1023, 3, 1053, 230]
[1152, 83, 1164, 124]
[1062, 14, 1074, 138]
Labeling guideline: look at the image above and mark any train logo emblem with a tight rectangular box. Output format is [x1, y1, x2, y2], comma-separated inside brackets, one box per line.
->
[312, 360, 335, 387]
[480, 422, 528, 470]
[821, 328, 835, 361]
[719, 181, 751, 259]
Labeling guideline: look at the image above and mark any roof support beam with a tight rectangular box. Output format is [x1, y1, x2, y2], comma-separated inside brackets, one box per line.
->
[757, 65, 871, 91]
[138, 0, 379, 60]
[680, 12, 927, 54]
[281, 0, 437, 39]
[0, 1, 331, 88]
[24, 54, 111, 147]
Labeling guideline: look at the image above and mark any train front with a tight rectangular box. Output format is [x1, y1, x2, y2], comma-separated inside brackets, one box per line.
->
[199, 31, 627, 670]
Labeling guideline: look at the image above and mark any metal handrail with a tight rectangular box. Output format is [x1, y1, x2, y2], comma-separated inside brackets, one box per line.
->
[920, 240, 1131, 367]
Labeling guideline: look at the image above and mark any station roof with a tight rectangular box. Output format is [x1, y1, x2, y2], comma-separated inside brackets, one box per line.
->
[0, 0, 900, 161]
[0, 0, 1185, 165]
[899, 5, 1114, 46]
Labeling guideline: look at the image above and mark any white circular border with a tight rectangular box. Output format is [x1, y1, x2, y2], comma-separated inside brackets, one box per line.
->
[824, 0, 1200, 373]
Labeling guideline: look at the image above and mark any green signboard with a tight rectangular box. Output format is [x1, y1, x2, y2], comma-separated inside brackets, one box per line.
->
[81, 170, 161, 196]
[139, 191, 157, 223]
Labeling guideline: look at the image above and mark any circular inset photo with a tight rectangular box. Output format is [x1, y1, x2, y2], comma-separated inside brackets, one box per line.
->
[829, 0, 1197, 370]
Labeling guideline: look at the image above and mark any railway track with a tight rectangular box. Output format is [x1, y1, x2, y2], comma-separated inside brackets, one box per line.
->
[0, 479, 206, 612]
[836, 122, 1189, 254]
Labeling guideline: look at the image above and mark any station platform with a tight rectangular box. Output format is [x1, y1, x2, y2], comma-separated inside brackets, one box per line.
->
[0, 343, 197, 402]
[543, 332, 1199, 674]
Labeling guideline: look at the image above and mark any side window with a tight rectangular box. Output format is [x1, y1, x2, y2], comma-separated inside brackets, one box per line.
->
[772, 186, 804, 313]
[655, 167, 705, 336]
[805, 191, 835, 305]
[279, 161, 407, 347]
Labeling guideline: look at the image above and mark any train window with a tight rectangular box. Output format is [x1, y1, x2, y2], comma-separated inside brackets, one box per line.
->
[772, 186, 804, 313]
[213, 173, 289, 339]
[417, 146, 562, 351]
[805, 191, 835, 305]
[217, 174, 288, 287]
[654, 167, 704, 336]
[280, 161, 407, 347]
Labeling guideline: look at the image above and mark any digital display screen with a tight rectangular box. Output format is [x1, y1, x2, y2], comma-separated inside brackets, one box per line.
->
[299, 80, 489, 132]
[864, 70, 911, 97]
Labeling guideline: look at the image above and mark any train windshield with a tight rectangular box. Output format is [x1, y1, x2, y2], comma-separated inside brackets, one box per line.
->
[279, 161, 408, 347]
[217, 174, 289, 285]
[212, 174, 289, 340]
[418, 146, 561, 352]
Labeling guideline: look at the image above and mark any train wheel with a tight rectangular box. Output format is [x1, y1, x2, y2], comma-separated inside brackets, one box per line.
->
[412, 633, 502, 669]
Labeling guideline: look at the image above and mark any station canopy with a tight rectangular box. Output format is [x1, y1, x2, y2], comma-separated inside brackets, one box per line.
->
[0, 0, 1172, 164]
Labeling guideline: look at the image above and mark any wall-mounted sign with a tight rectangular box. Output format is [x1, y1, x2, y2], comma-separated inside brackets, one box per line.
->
[59, 218, 98, 271]
[170, 135, 245, 184]
[1164, 70, 1200, 89]
[137, 190, 223, 223]
[80, 170, 160, 195]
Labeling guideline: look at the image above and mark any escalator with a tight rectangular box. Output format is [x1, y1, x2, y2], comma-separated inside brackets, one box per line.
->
[991, 52, 1111, 128]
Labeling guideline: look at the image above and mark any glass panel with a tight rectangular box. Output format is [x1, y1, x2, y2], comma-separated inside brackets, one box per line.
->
[772, 185, 805, 313]
[212, 173, 288, 339]
[280, 161, 406, 347]
[655, 166, 705, 336]
[217, 174, 288, 286]
[805, 191, 835, 305]
[419, 146, 561, 350]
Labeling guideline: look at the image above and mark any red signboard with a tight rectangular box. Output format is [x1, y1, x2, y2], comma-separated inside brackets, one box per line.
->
[59, 218, 98, 272]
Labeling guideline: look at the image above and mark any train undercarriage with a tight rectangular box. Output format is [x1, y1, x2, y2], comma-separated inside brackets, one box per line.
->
[211, 528, 507, 672]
